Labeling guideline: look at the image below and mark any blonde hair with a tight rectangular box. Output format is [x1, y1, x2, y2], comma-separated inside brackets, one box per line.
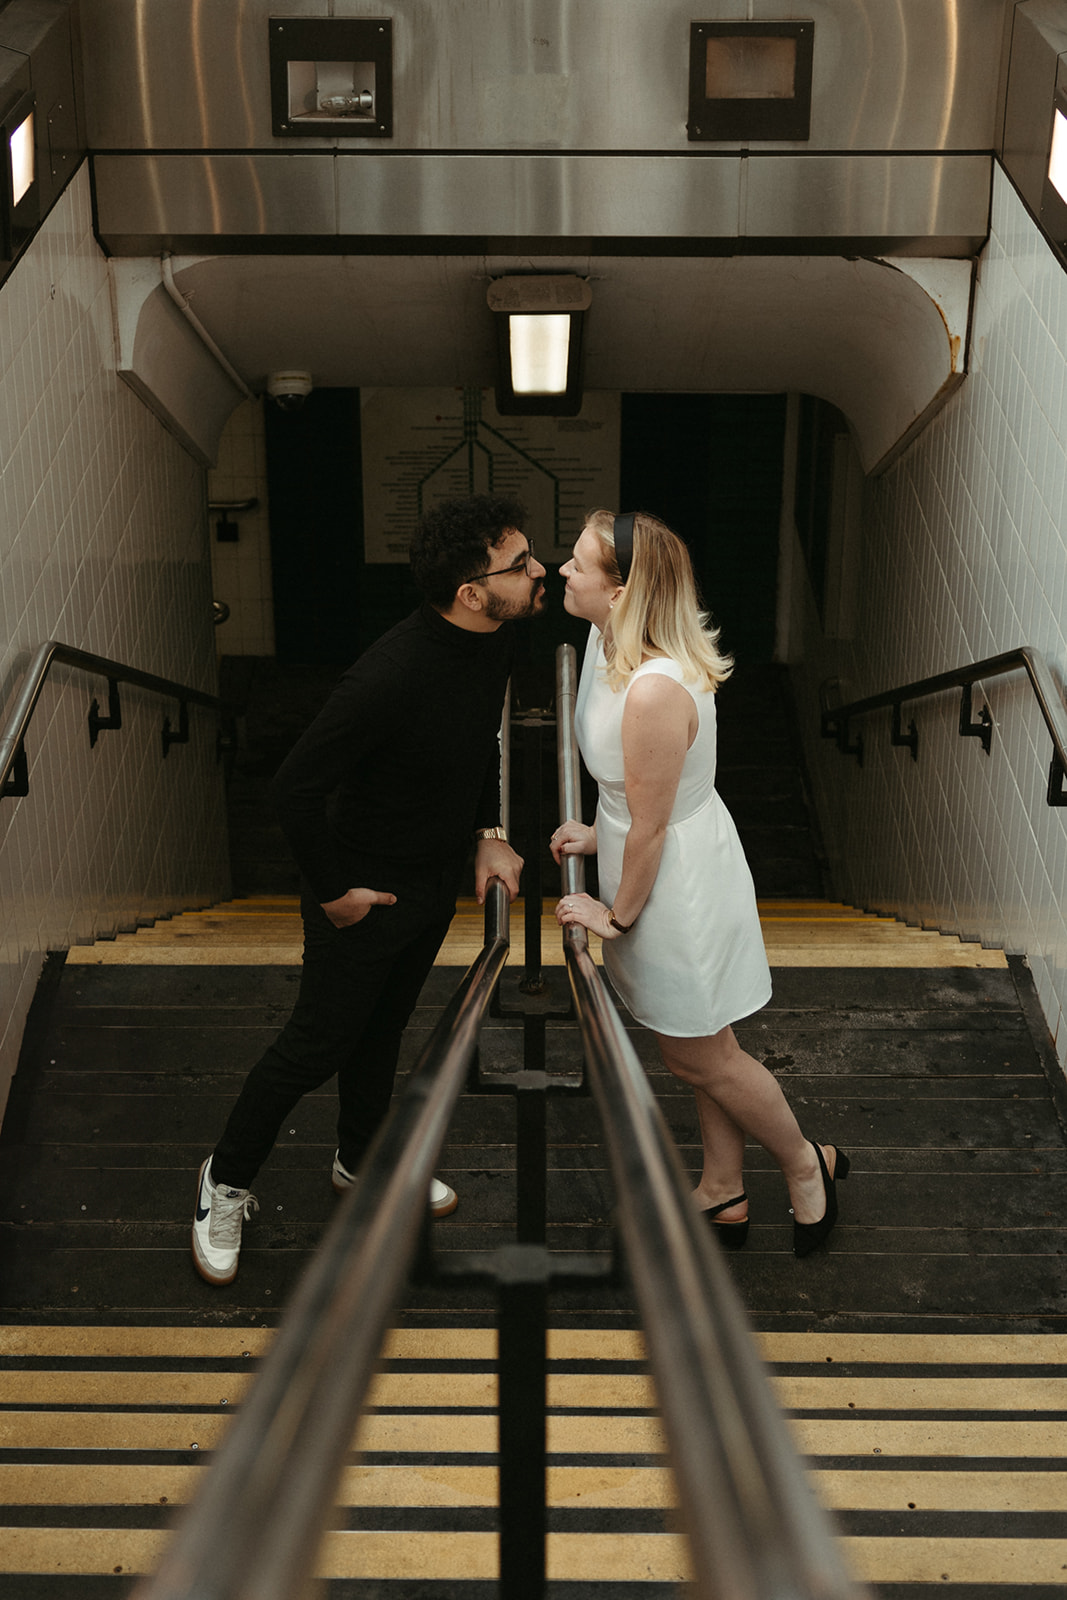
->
[587, 509, 733, 691]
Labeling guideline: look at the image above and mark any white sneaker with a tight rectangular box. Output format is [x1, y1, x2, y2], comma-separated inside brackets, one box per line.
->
[428, 1176, 459, 1217]
[192, 1158, 259, 1286]
[331, 1150, 358, 1195]
[332, 1150, 458, 1217]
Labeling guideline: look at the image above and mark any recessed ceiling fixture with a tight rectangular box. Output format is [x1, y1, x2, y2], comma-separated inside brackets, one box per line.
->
[1048, 105, 1067, 204]
[1, 87, 36, 258]
[487, 276, 592, 416]
[9, 110, 33, 206]
[1040, 88, 1067, 253]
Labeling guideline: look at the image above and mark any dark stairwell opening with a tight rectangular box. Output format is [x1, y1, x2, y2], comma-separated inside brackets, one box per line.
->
[220, 390, 830, 901]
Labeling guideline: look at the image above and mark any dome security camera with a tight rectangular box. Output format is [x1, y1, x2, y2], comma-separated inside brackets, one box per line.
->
[266, 370, 313, 412]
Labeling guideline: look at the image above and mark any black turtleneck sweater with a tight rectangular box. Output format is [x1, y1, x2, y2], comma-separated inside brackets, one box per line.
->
[269, 604, 513, 905]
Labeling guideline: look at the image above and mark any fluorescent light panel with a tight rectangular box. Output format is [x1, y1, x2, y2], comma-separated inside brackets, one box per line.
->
[9, 112, 33, 206]
[1050, 108, 1067, 204]
[509, 313, 571, 395]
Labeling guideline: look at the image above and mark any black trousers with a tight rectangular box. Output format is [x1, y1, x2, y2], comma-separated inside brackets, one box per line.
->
[211, 882, 455, 1190]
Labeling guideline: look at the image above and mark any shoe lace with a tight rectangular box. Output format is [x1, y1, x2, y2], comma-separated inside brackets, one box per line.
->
[210, 1187, 259, 1249]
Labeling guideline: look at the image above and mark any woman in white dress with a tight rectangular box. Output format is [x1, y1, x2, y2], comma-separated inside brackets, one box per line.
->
[552, 510, 848, 1256]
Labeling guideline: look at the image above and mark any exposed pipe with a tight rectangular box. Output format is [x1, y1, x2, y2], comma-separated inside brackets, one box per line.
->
[160, 253, 255, 401]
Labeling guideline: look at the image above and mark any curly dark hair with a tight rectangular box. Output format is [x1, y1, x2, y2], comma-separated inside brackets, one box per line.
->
[409, 494, 527, 607]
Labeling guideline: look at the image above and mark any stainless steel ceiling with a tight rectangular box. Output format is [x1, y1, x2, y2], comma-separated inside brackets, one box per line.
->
[81, 0, 1006, 154]
[82, 0, 1018, 470]
[86, 0, 1003, 255]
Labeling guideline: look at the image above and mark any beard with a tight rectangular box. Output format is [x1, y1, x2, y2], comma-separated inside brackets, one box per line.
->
[482, 578, 546, 622]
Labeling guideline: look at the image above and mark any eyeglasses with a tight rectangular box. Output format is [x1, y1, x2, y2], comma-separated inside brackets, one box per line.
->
[472, 540, 536, 581]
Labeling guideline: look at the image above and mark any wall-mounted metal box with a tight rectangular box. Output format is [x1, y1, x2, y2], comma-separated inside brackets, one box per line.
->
[688, 20, 814, 142]
[268, 17, 392, 139]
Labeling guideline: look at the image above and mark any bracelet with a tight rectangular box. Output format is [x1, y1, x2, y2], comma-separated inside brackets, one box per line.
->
[475, 826, 508, 842]
[608, 907, 635, 934]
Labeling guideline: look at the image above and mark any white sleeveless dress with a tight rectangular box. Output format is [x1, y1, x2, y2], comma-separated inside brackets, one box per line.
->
[575, 626, 772, 1037]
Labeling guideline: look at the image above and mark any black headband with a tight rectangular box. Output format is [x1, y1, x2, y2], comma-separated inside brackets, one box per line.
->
[613, 512, 636, 583]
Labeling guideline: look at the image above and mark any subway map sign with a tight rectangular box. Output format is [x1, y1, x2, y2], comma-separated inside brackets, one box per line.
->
[361, 387, 620, 563]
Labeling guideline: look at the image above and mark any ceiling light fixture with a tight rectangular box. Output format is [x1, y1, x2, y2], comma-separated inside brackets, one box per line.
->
[1049, 105, 1067, 204]
[509, 313, 572, 396]
[1, 87, 36, 259]
[487, 275, 592, 417]
[9, 110, 33, 206]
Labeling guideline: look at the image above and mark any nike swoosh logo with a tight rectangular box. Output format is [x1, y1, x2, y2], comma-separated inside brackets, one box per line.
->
[196, 1199, 210, 1221]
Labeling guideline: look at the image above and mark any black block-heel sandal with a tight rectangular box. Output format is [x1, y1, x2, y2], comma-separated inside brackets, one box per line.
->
[701, 1193, 749, 1250]
[793, 1143, 849, 1258]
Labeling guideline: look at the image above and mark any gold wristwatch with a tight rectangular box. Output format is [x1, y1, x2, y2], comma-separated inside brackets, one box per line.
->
[475, 826, 508, 842]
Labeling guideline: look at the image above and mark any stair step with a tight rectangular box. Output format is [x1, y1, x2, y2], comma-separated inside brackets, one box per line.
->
[2, 1328, 1065, 1591]
[4, 904, 1063, 1592]
[66, 898, 1008, 969]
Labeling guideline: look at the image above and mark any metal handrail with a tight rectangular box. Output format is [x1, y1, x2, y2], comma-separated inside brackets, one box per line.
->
[556, 644, 864, 1600]
[820, 645, 1067, 806]
[133, 877, 511, 1600]
[1, 640, 226, 800]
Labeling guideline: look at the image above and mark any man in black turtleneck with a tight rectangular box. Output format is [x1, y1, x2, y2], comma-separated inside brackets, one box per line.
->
[193, 494, 546, 1286]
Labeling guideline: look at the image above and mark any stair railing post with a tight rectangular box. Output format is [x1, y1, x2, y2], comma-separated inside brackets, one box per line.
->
[497, 1245, 550, 1600]
[520, 715, 548, 995]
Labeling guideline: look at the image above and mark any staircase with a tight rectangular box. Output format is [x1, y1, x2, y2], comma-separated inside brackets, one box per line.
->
[1, 898, 1066, 1595]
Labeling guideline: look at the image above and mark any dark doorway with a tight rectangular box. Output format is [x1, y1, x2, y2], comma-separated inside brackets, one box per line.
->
[266, 388, 418, 664]
[266, 389, 785, 670]
[620, 393, 785, 666]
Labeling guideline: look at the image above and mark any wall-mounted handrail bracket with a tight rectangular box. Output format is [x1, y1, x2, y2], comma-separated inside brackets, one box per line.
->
[162, 699, 190, 757]
[823, 647, 1067, 810]
[838, 717, 863, 765]
[819, 692, 863, 765]
[891, 702, 919, 761]
[2, 741, 28, 798]
[87, 678, 122, 747]
[2, 641, 228, 803]
[959, 682, 992, 754]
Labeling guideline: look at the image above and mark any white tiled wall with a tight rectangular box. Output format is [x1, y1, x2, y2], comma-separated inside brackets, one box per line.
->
[0, 166, 229, 1116]
[208, 399, 275, 656]
[790, 164, 1067, 1071]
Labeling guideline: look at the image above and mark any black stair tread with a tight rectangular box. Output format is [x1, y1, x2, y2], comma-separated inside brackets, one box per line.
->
[47, 961, 1024, 1013]
[2, 1236, 1065, 1326]
[4, 1141, 1065, 1188]
[20, 1071, 1060, 1107]
[35, 1020, 1044, 1078]
[3, 1147, 1065, 1223]
[3, 1216, 1065, 1256]
[7, 1085, 1062, 1152]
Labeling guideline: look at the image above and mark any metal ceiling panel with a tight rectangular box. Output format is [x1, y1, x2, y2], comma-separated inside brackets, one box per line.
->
[744, 154, 992, 249]
[92, 153, 337, 242]
[79, 0, 1007, 154]
[93, 148, 990, 256]
[336, 155, 742, 240]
